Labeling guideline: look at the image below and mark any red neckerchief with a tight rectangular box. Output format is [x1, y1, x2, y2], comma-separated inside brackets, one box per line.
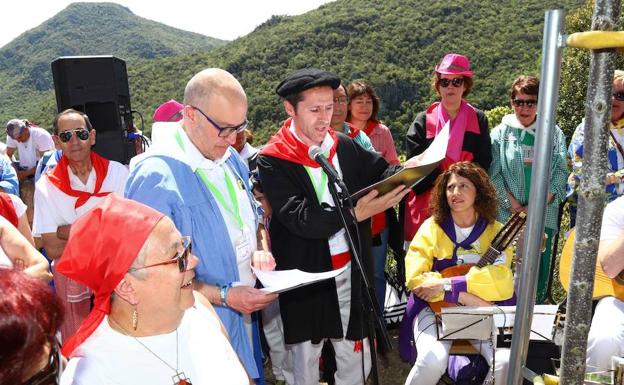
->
[425, 100, 480, 162]
[363, 120, 378, 137]
[345, 122, 362, 139]
[0, 192, 18, 227]
[46, 152, 111, 209]
[261, 118, 339, 167]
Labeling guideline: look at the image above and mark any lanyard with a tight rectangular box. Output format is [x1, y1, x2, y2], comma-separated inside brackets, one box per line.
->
[304, 166, 327, 203]
[196, 168, 244, 230]
[175, 131, 244, 230]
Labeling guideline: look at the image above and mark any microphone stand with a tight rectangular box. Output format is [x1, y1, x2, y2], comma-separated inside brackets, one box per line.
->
[326, 178, 391, 385]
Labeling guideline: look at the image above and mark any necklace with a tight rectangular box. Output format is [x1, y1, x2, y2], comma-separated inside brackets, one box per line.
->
[109, 316, 193, 385]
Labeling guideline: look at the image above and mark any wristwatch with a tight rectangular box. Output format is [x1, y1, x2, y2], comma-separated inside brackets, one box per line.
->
[442, 278, 452, 292]
[219, 284, 231, 307]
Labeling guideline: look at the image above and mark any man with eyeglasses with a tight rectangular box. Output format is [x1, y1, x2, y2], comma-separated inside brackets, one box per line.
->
[330, 83, 374, 151]
[125, 68, 277, 383]
[33, 108, 128, 342]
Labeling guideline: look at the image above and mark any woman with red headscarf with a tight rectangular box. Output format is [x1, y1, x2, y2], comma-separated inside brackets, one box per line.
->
[403, 53, 492, 245]
[59, 194, 249, 385]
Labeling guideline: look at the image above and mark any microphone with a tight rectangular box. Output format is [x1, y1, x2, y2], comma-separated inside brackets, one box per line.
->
[308, 145, 343, 185]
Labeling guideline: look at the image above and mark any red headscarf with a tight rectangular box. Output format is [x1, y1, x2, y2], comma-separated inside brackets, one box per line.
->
[261, 118, 339, 167]
[46, 152, 111, 209]
[56, 194, 164, 358]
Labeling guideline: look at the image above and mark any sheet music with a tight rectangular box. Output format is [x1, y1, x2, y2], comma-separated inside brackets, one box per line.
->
[253, 264, 348, 294]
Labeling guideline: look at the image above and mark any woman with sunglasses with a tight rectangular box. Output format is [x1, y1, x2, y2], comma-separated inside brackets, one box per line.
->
[59, 195, 249, 385]
[568, 70, 624, 227]
[489, 75, 567, 303]
[403, 53, 492, 251]
[0, 268, 64, 385]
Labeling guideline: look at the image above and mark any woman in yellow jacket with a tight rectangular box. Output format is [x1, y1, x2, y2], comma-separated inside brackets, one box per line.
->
[403, 161, 514, 385]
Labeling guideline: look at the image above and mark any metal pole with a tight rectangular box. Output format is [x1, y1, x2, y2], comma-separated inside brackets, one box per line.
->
[506, 9, 565, 385]
[559, 1, 621, 383]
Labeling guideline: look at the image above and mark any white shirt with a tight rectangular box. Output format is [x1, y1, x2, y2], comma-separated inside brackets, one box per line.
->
[172, 126, 258, 287]
[600, 195, 624, 241]
[60, 297, 249, 385]
[6, 126, 54, 169]
[32, 160, 128, 236]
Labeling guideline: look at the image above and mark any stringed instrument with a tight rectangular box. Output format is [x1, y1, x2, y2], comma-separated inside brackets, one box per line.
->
[559, 228, 624, 300]
[429, 211, 527, 314]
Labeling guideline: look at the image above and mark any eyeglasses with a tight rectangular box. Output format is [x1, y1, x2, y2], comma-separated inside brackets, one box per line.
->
[512, 99, 538, 108]
[333, 97, 348, 105]
[129, 236, 192, 273]
[191, 106, 248, 137]
[58, 128, 90, 143]
[613, 91, 624, 101]
[23, 341, 60, 385]
[438, 77, 465, 88]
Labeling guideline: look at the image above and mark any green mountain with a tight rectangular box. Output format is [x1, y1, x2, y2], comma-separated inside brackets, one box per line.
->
[0, 2, 225, 128]
[1, 0, 586, 149]
[127, 0, 585, 147]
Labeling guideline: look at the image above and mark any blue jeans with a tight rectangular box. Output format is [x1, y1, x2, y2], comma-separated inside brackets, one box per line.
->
[372, 226, 389, 314]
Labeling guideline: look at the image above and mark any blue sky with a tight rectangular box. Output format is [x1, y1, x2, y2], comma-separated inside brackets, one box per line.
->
[0, 0, 334, 48]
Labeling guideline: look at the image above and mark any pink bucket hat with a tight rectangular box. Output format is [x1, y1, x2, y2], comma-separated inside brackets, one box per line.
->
[435, 53, 473, 78]
[153, 100, 184, 122]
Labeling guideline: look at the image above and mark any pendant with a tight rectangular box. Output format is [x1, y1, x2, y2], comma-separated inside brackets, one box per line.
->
[172, 372, 192, 385]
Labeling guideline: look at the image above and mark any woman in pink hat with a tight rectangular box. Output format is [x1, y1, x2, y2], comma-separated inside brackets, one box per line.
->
[402, 53, 492, 246]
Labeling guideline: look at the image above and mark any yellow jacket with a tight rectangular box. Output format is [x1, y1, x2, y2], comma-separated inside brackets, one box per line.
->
[405, 217, 514, 303]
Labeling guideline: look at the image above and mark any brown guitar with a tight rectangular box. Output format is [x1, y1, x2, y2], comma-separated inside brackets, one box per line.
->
[429, 212, 527, 314]
[559, 228, 624, 300]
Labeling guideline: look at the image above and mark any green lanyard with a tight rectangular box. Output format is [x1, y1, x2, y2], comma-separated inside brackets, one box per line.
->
[304, 166, 327, 203]
[175, 131, 244, 230]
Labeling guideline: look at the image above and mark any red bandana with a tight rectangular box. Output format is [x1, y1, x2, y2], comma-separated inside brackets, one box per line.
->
[57, 194, 164, 358]
[0, 192, 18, 227]
[46, 152, 111, 209]
[362, 120, 378, 137]
[345, 123, 362, 139]
[261, 118, 339, 167]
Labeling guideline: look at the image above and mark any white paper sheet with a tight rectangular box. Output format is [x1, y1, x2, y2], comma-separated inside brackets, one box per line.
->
[253, 264, 349, 294]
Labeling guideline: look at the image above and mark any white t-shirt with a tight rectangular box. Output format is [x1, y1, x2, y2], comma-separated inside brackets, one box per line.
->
[60, 297, 249, 385]
[32, 160, 128, 236]
[600, 195, 624, 241]
[6, 126, 54, 169]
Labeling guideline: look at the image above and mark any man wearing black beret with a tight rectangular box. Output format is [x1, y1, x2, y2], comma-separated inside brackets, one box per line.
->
[258, 68, 409, 384]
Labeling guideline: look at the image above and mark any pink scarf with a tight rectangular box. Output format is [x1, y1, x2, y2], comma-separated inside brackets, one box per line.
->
[426, 100, 480, 162]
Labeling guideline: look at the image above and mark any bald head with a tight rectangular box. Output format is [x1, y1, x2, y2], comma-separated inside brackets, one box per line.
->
[184, 68, 247, 107]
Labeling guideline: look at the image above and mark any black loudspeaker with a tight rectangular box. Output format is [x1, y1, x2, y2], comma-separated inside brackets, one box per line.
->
[51, 56, 135, 164]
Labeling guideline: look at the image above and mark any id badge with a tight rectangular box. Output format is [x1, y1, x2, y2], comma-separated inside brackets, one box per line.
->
[235, 226, 253, 259]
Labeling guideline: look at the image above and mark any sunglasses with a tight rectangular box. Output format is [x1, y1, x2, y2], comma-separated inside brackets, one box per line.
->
[438, 77, 465, 88]
[129, 236, 192, 273]
[512, 99, 538, 108]
[191, 105, 248, 137]
[58, 128, 90, 143]
[613, 91, 624, 101]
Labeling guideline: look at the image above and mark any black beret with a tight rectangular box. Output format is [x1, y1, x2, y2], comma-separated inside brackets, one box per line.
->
[276, 68, 341, 98]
